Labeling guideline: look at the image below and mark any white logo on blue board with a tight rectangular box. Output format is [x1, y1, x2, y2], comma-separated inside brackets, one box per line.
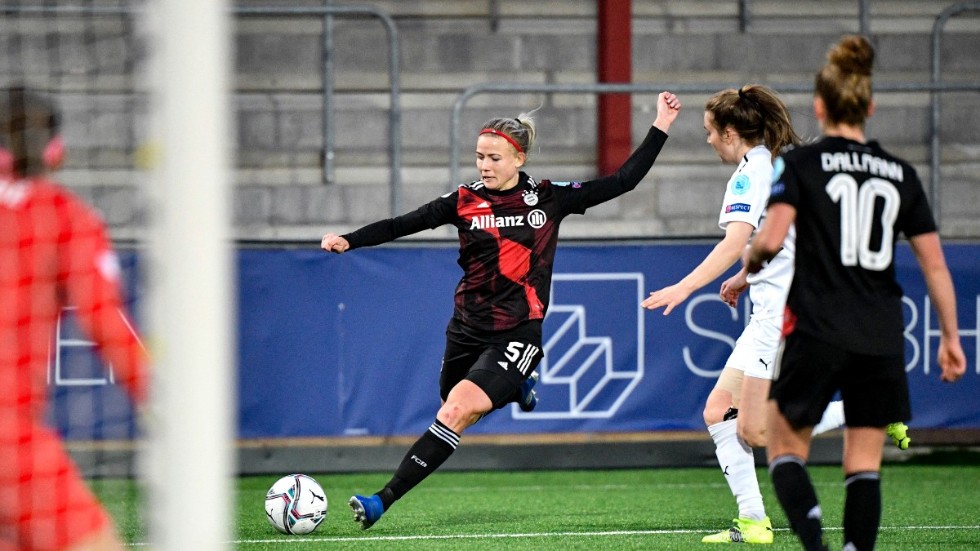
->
[731, 174, 750, 195]
[514, 272, 645, 420]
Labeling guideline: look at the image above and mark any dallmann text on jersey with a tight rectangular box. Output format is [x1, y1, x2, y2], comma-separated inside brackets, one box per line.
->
[821, 152, 904, 182]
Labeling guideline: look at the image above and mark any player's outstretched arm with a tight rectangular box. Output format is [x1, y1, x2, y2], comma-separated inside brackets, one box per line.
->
[569, 92, 681, 212]
[909, 231, 966, 383]
[322, 205, 441, 253]
[642, 221, 752, 315]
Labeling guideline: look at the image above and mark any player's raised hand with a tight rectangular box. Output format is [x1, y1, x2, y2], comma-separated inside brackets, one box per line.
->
[321, 233, 350, 254]
[653, 91, 681, 133]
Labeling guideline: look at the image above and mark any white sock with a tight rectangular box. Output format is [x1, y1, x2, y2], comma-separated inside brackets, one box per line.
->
[708, 418, 765, 520]
[812, 400, 846, 436]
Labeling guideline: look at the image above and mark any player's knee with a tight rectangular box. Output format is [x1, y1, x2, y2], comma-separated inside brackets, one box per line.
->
[738, 422, 767, 448]
[437, 399, 486, 432]
[703, 404, 729, 426]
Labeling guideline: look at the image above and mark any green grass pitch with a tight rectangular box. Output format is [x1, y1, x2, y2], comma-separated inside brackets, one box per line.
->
[99, 455, 980, 549]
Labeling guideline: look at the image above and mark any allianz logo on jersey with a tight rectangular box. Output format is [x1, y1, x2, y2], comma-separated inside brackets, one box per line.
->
[470, 209, 547, 230]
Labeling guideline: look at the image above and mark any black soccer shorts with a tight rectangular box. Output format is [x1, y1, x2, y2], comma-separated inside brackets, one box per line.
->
[771, 331, 911, 429]
[439, 317, 543, 408]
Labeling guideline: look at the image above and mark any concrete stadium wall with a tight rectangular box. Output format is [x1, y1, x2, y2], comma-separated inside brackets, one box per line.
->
[13, 0, 980, 240]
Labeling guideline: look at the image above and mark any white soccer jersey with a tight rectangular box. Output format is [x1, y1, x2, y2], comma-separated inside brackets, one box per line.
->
[717, 145, 794, 310]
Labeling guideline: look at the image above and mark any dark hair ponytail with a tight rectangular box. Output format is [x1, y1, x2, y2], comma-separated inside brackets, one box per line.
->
[705, 84, 801, 158]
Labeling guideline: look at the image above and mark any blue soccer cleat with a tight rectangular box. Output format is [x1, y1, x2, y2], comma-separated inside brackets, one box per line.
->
[518, 371, 539, 412]
[348, 494, 385, 530]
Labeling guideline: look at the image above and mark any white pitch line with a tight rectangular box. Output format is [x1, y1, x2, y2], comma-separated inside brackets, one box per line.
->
[202, 524, 980, 546]
[122, 524, 980, 547]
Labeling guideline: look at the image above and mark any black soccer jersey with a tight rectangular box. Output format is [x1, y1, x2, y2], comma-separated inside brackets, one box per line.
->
[768, 136, 937, 355]
[343, 126, 669, 331]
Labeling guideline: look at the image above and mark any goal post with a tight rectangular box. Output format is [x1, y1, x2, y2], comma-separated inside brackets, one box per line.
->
[144, 0, 235, 549]
[2, 0, 234, 547]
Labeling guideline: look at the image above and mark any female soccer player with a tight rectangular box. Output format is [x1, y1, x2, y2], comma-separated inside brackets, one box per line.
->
[0, 87, 149, 550]
[642, 84, 850, 544]
[322, 91, 681, 529]
[745, 35, 965, 551]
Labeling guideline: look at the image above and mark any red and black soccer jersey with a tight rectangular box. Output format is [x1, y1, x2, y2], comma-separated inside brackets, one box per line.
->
[343, 126, 669, 331]
[768, 136, 937, 355]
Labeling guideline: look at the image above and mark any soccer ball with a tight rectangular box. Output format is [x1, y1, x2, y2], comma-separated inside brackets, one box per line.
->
[265, 474, 328, 535]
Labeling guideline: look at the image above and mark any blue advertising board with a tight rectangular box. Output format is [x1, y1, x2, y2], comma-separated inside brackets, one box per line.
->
[237, 242, 979, 438]
[48, 242, 979, 440]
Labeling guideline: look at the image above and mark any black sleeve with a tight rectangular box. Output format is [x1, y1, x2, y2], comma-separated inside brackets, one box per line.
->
[342, 192, 457, 250]
[767, 154, 799, 209]
[559, 126, 669, 215]
[898, 167, 937, 238]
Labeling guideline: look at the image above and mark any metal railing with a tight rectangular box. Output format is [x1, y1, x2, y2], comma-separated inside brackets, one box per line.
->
[739, 0, 870, 34]
[930, 2, 980, 222]
[458, 2, 978, 228]
[235, 5, 401, 214]
[6, 3, 978, 226]
[1, 3, 404, 216]
[449, 80, 980, 229]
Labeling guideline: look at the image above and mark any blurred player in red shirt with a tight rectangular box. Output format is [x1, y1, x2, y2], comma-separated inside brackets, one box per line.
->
[0, 86, 149, 551]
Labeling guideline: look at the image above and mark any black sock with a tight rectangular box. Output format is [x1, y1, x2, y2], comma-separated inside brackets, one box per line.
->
[770, 455, 827, 551]
[843, 471, 881, 551]
[378, 419, 459, 509]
